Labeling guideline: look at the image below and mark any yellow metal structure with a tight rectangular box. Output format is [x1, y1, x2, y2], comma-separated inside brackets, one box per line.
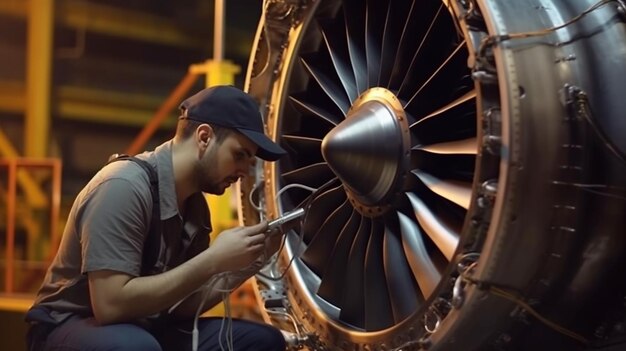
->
[25, 0, 53, 159]
[0, 0, 253, 54]
[0, 130, 47, 208]
[0, 0, 204, 49]
[0, 80, 179, 128]
[0, 158, 62, 294]
[190, 60, 241, 88]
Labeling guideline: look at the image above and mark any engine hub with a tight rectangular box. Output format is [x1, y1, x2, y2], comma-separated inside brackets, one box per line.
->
[321, 87, 410, 217]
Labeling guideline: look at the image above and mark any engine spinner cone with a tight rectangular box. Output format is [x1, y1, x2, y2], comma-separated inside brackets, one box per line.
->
[322, 88, 411, 216]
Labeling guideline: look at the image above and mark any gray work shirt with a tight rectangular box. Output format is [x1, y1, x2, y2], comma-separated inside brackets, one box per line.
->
[32, 140, 212, 323]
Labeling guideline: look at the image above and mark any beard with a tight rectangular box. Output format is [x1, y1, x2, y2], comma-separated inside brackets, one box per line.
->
[196, 145, 228, 195]
[203, 178, 227, 195]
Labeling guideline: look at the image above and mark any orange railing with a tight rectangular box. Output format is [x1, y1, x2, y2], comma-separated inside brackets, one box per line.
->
[125, 71, 199, 156]
[1, 158, 61, 294]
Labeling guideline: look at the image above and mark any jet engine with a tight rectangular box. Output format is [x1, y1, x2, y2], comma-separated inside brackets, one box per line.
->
[239, 0, 626, 349]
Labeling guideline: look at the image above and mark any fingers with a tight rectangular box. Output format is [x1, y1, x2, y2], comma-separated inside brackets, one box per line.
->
[235, 222, 269, 243]
[231, 221, 270, 237]
[247, 232, 266, 247]
[238, 223, 268, 248]
[266, 227, 281, 238]
[247, 221, 268, 234]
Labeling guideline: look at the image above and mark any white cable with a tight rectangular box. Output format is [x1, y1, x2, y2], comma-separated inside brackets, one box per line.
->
[217, 291, 233, 351]
[165, 271, 238, 351]
[225, 291, 233, 350]
[193, 286, 211, 351]
[255, 182, 317, 278]
[257, 224, 305, 281]
[248, 178, 318, 217]
[274, 183, 317, 202]
[248, 180, 264, 212]
[193, 273, 227, 351]
[265, 309, 301, 336]
[218, 293, 226, 350]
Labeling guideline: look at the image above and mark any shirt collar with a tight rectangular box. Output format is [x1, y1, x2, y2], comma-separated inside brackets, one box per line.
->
[151, 140, 212, 235]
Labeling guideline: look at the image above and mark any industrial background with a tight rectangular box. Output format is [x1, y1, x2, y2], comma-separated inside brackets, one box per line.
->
[0, 1, 262, 350]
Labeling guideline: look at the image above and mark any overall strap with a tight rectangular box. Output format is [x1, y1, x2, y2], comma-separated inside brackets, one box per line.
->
[107, 154, 161, 275]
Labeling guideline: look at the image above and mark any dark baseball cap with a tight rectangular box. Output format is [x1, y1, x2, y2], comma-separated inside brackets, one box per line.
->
[179, 85, 286, 161]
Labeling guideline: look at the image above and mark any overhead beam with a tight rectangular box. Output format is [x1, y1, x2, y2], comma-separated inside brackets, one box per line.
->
[0, 80, 177, 128]
[0, 0, 206, 49]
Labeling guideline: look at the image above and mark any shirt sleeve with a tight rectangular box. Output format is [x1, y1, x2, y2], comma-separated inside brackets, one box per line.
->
[77, 177, 152, 276]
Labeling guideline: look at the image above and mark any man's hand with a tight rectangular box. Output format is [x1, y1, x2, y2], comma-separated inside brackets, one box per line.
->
[207, 222, 269, 272]
[264, 227, 284, 256]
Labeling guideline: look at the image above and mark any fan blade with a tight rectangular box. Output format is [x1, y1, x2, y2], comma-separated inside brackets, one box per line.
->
[301, 56, 351, 115]
[282, 135, 324, 172]
[282, 135, 323, 156]
[317, 210, 362, 305]
[364, 220, 394, 330]
[410, 90, 476, 128]
[301, 199, 353, 276]
[414, 137, 477, 155]
[289, 95, 341, 126]
[405, 40, 466, 109]
[411, 170, 472, 209]
[365, 0, 385, 86]
[301, 181, 345, 243]
[383, 214, 422, 323]
[378, 0, 413, 88]
[339, 217, 371, 329]
[343, 0, 367, 94]
[406, 193, 459, 261]
[398, 211, 441, 298]
[282, 162, 335, 189]
[321, 18, 358, 102]
[410, 150, 476, 183]
[397, 3, 444, 97]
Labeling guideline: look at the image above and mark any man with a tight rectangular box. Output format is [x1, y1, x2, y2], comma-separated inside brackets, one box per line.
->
[26, 86, 288, 351]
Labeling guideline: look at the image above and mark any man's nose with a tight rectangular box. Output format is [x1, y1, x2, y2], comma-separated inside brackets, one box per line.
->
[236, 165, 249, 179]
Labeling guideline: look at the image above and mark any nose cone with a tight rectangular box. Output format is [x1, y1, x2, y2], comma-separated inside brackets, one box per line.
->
[321, 88, 410, 208]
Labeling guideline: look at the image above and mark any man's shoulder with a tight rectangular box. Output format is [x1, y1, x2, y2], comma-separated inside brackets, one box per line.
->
[79, 160, 154, 204]
[102, 161, 151, 185]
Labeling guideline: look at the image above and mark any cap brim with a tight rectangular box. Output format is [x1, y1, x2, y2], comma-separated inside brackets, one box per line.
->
[238, 129, 287, 161]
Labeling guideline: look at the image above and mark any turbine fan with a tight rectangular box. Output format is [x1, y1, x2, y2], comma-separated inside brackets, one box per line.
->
[278, 0, 471, 331]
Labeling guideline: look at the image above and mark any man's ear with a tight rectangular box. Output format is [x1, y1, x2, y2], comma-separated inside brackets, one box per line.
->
[196, 124, 214, 148]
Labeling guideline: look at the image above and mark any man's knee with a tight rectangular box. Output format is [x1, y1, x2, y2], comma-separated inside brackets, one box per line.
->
[247, 324, 286, 351]
[85, 322, 161, 351]
[265, 327, 287, 351]
[44, 317, 162, 351]
[110, 330, 162, 351]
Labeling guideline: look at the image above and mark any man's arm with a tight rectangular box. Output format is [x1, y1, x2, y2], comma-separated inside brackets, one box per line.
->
[88, 222, 268, 325]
